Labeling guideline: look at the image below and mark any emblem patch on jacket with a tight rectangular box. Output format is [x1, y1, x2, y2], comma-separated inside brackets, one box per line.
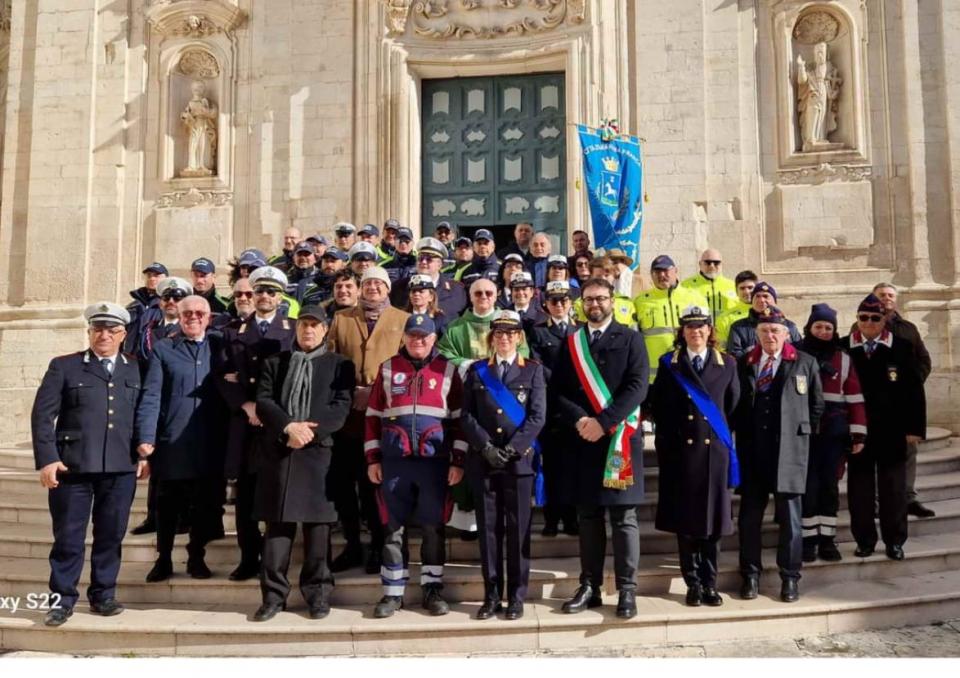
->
[795, 374, 807, 395]
[888, 366, 898, 382]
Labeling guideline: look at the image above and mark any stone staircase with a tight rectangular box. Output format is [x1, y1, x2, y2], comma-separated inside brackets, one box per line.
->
[0, 430, 959, 656]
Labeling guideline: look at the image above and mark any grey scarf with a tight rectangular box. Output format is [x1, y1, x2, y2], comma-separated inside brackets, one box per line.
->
[280, 345, 327, 421]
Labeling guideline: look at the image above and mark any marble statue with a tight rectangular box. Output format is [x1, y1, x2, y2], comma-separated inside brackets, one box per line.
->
[795, 42, 843, 152]
[180, 80, 218, 177]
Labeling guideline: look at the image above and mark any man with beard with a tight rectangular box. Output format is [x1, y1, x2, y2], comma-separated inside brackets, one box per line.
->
[285, 241, 320, 303]
[302, 247, 348, 307]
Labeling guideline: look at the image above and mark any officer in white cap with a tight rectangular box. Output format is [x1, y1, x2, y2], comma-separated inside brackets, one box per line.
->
[348, 241, 379, 277]
[249, 265, 301, 320]
[31, 302, 147, 626]
[390, 236, 468, 317]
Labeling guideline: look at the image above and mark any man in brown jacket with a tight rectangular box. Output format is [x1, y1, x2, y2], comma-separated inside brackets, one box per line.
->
[326, 266, 410, 573]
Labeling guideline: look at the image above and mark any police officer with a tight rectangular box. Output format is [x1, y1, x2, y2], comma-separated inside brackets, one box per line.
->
[381, 218, 401, 260]
[31, 303, 148, 626]
[285, 241, 320, 303]
[190, 257, 230, 314]
[390, 237, 468, 318]
[333, 222, 358, 251]
[633, 254, 707, 383]
[383, 226, 418, 284]
[303, 247, 348, 307]
[348, 241, 379, 278]
[461, 310, 547, 620]
[735, 306, 823, 603]
[218, 266, 296, 581]
[528, 280, 580, 537]
[444, 236, 473, 280]
[306, 233, 329, 258]
[507, 271, 547, 329]
[358, 224, 393, 265]
[843, 294, 926, 561]
[124, 262, 168, 362]
[364, 313, 467, 618]
[460, 229, 501, 286]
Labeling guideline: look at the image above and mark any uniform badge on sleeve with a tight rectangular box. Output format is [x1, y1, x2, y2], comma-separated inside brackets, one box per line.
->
[795, 375, 808, 395]
[888, 366, 898, 382]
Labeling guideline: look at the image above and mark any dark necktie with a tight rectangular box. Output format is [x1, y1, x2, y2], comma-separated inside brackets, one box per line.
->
[692, 354, 703, 374]
[865, 339, 877, 357]
[498, 360, 509, 382]
[757, 356, 775, 393]
[591, 330, 601, 345]
[557, 321, 566, 334]
[100, 358, 112, 378]
[259, 320, 269, 336]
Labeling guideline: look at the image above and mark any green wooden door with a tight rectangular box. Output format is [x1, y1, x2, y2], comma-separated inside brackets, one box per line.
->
[422, 73, 566, 250]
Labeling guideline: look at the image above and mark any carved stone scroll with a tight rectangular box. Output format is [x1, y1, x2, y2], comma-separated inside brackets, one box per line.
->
[394, 0, 583, 39]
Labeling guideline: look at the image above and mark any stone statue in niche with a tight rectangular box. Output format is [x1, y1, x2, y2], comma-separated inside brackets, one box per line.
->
[180, 80, 218, 177]
[795, 42, 843, 153]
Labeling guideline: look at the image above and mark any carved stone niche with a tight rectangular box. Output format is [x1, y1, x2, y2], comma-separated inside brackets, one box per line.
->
[772, 1, 869, 169]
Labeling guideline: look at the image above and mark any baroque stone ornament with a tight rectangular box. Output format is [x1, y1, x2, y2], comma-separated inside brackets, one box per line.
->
[147, 1, 247, 38]
[178, 49, 220, 79]
[792, 10, 841, 45]
[180, 80, 218, 177]
[795, 42, 843, 152]
[156, 187, 232, 209]
[778, 163, 872, 186]
[404, 0, 584, 39]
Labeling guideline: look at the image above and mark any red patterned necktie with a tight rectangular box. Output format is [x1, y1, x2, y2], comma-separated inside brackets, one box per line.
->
[757, 355, 775, 393]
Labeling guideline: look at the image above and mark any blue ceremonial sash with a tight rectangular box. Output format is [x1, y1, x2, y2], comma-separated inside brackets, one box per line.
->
[659, 353, 740, 488]
[474, 361, 546, 506]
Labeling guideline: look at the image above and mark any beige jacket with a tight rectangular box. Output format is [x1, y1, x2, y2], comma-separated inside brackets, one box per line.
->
[327, 305, 410, 387]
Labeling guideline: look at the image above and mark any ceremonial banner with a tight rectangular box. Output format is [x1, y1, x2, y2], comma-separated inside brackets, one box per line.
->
[576, 123, 644, 269]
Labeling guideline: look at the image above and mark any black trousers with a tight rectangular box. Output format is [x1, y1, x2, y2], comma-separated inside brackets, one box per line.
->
[330, 432, 383, 551]
[738, 489, 802, 581]
[235, 472, 262, 565]
[472, 473, 533, 602]
[802, 436, 843, 545]
[48, 473, 136, 609]
[260, 522, 334, 607]
[540, 428, 577, 530]
[577, 505, 640, 592]
[677, 534, 720, 588]
[156, 477, 220, 562]
[847, 451, 908, 549]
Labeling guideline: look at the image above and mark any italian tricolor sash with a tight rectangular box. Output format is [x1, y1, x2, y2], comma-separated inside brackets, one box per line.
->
[568, 329, 639, 490]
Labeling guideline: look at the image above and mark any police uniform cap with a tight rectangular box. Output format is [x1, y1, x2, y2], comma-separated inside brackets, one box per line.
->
[503, 253, 524, 264]
[191, 257, 216, 274]
[294, 241, 315, 254]
[490, 309, 523, 331]
[383, 218, 401, 232]
[455, 236, 472, 248]
[434, 221, 453, 234]
[238, 251, 266, 267]
[396, 227, 414, 241]
[416, 237, 447, 258]
[348, 241, 378, 261]
[84, 302, 130, 327]
[404, 312, 436, 336]
[157, 276, 193, 297]
[334, 222, 357, 235]
[142, 262, 168, 275]
[509, 271, 535, 289]
[321, 247, 348, 262]
[679, 304, 712, 326]
[547, 254, 568, 268]
[408, 274, 436, 291]
[474, 228, 494, 242]
[249, 266, 288, 290]
[305, 234, 328, 246]
[545, 280, 571, 298]
[359, 224, 380, 237]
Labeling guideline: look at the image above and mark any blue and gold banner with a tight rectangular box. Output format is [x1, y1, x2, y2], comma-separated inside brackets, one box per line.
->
[576, 123, 644, 269]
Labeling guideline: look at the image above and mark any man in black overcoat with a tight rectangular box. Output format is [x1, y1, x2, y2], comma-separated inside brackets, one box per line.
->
[551, 277, 649, 619]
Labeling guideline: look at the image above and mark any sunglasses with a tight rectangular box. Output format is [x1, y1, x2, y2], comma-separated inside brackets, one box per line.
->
[254, 287, 279, 297]
[418, 255, 441, 262]
[181, 310, 208, 319]
[703, 259, 722, 265]
[858, 313, 884, 323]
[233, 291, 254, 299]
[472, 290, 495, 298]
[546, 297, 569, 304]
[161, 291, 187, 301]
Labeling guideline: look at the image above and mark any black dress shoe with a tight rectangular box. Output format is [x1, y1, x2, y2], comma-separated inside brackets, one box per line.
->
[364, 549, 382, 575]
[228, 562, 260, 582]
[43, 607, 73, 627]
[701, 587, 723, 607]
[561, 584, 602, 614]
[145, 558, 173, 583]
[90, 599, 124, 616]
[885, 544, 905, 561]
[818, 540, 842, 562]
[187, 558, 212, 579]
[907, 501, 936, 518]
[252, 602, 285, 622]
[780, 579, 799, 603]
[459, 529, 479, 542]
[130, 518, 156, 535]
[685, 584, 703, 607]
[541, 523, 559, 537]
[740, 577, 759, 600]
[854, 544, 875, 558]
[616, 590, 637, 619]
[505, 600, 524, 620]
[330, 544, 363, 573]
[374, 595, 403, 618]
[308, 600, 331, 620]
[476, 599, 503, 619]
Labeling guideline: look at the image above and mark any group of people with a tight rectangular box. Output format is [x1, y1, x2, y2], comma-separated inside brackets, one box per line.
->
[30, 219, 930, 628]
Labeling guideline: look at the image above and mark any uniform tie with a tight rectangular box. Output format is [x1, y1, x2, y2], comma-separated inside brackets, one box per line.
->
[498, 360, 509, 382]
[100, 357, 113, 377]
[692, 354, 704, 374]
[591, 329, 601, 345]
[757, 355, 775, 393]
[557, 321, 566, 334]
[865, 338, 877, 357]
[259, 319, 269, 336]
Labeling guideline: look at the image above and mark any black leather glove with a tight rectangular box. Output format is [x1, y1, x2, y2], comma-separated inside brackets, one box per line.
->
[504, 445, 524, 460]
[481, 443, 510, 468]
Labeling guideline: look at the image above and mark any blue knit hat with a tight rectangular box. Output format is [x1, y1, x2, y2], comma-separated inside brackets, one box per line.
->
[806, 303, 837, 329]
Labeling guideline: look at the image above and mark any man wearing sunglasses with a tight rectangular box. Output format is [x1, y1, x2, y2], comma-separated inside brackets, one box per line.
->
[217, 266, 297, 581]
[843, 294, 927, 562]
[390, 237, 467, 318]
[680, 249, 739, 321]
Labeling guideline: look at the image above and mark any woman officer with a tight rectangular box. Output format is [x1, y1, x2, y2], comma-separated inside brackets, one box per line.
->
[460, 310, 547, 621]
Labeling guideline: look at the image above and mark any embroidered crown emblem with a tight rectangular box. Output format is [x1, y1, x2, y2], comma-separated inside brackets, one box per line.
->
[602, 156, 619, 172]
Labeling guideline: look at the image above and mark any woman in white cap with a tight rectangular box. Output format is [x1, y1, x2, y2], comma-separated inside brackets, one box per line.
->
[404, 274, 448, 337]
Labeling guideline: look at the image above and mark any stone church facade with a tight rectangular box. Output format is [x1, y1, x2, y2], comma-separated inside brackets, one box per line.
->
[0, 0, 957, 439]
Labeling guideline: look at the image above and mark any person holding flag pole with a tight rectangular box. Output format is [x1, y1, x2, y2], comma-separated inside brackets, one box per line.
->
[551, 277, 649, 619]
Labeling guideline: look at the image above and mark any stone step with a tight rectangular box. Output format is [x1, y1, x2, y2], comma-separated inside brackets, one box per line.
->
[1, 427, 952, 471]
[2, 533, 958, 608]
[2, 497, 959, 563]
[3, 568, 960, 656]
[4, 461, 960, 528]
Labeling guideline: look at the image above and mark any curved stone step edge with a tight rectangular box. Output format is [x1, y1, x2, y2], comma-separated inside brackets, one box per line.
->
[2, 570, 960, 656]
